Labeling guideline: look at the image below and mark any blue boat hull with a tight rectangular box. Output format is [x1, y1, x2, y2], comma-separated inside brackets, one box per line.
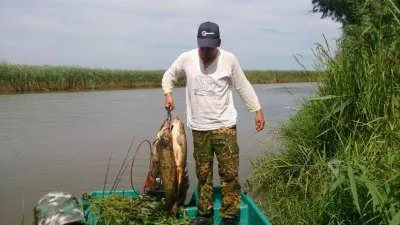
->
[80, 187, 272, 225]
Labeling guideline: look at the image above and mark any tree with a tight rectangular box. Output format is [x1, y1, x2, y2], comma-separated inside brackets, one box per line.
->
[311, 0, 364, 24]
[311, 0, 400, 25]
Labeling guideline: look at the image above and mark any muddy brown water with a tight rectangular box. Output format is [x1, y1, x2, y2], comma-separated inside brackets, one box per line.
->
[0, 83, 316, 224]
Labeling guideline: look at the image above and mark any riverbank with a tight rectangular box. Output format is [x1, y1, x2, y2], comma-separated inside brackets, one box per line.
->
[0, 62, 320, 94]
[247, 1, 400, 224]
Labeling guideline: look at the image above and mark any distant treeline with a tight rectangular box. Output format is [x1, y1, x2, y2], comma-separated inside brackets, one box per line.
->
[0, 63, 320, 94]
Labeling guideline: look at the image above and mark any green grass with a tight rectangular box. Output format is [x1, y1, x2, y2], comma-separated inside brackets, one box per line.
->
[0, 62, 319, 94]
[244, 70, 319, 84]
[247, 0, 400, 224]
[87, 194, 190, 225]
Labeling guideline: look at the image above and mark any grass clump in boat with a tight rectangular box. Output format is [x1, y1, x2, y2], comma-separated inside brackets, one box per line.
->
[87, 194, 190, 225]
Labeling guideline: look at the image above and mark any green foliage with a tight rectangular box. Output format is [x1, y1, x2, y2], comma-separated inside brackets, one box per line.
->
[245, 70, 320, 84]
[312, 0, 365, 24]
[87, 195, 189, 225]
[312, 0, 400, 25]
[248, 0, 400, 224]
[0, 63, 318, 94]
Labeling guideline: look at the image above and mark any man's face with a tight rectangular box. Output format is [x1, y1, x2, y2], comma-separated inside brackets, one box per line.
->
[198, 47, 218, 62]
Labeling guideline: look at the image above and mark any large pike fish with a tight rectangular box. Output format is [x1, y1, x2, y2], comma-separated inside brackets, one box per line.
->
[170, 115, 189, 206]
[146, 116, 189, 216]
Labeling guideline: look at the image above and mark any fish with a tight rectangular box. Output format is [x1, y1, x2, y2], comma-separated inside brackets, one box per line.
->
[152, 118, 178, 216]
[145, 116, 189, 216]
[143, 129, 161, 197]
[170, 115, 189, 206]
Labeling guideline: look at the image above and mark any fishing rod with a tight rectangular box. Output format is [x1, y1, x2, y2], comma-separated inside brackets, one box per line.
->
[103, 152, 113, 196]
[110, 136, 135, 193]
[130, 139, 153, 196]
[113, 140, 150, 193]
[113, 157, 134, 193]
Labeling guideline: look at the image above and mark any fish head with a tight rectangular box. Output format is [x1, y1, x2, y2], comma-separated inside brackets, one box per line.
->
[158, 118, 169, 130]
[156, 119, 172, 148]
[171, 116, 184, 132]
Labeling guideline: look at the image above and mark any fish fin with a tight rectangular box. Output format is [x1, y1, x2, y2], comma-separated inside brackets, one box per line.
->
[177, 135, 183, 146]
[144, 171, 156, 191]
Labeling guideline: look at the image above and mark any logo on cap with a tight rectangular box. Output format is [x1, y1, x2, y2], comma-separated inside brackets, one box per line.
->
[201, 31, 215, 36]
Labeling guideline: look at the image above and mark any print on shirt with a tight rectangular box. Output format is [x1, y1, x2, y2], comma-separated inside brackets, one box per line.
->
[194, 74, 216, 96]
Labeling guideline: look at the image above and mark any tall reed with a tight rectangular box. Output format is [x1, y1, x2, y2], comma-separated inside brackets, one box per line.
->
[247, 1, 400, 224]
[0, 63, 318, 94]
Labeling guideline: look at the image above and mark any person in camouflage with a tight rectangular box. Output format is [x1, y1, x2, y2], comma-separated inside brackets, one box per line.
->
[192, 125, 241, 222]
[33, 191, 85, 225]
[162, 21, 265, 225]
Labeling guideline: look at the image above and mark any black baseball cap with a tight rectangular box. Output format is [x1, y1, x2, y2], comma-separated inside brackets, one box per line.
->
[197, 21, 220, 48]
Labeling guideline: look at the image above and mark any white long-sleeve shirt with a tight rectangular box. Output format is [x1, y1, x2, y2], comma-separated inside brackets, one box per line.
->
[162, 48, 261, 131]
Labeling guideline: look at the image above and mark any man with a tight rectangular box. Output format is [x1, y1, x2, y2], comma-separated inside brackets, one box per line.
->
[162, 21, 265, 225]
[33, 191, 85, 225]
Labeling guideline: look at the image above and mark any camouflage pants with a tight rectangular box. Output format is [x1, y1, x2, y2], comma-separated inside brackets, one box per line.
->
[192, 125, 241, 219]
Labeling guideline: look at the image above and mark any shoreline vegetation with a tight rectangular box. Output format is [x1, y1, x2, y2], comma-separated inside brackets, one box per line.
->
[0, 62, 320, 94]
[247, 1, 400, 224]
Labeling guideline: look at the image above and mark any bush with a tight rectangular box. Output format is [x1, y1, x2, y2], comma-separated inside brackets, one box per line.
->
[247, 1, 400, 224]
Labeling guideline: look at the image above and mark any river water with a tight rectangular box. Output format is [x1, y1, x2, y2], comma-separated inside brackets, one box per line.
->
[0, 83, 316, 224]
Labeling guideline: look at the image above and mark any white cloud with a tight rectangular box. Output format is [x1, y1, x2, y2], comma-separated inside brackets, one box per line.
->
[0, 0, 342, 69]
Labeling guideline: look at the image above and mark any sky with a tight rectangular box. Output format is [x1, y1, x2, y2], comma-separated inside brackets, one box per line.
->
[0, 0, 342, 70]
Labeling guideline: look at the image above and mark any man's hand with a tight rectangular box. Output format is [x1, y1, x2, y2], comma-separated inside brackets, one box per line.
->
[255, 109, 265, 132]
[165, 92, 174, 111]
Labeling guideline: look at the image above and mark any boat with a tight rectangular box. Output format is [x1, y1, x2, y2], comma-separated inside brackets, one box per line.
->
[80, 186, 273, 225]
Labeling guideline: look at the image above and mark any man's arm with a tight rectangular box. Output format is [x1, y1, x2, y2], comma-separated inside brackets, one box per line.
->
[255, 109, 265, 132]
[231, 55, 265, 132]
[162, 53, 186, 111]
